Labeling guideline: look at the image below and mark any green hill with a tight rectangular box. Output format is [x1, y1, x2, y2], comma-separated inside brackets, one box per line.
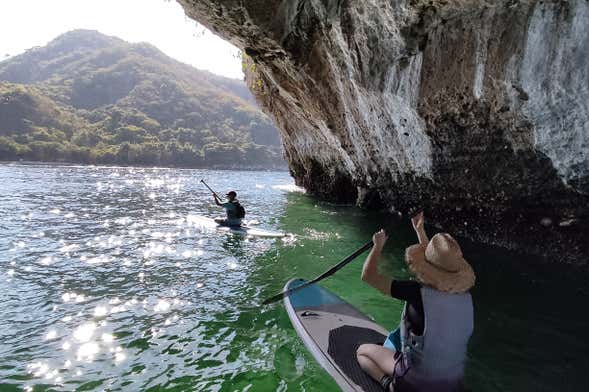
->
[0, 29, 284, 168]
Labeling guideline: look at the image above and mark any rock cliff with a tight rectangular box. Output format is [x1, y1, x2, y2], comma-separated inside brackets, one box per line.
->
[178, 0, 588, 265]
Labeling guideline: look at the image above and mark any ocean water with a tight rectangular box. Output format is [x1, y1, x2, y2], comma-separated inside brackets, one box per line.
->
[0, 163, 587, 391]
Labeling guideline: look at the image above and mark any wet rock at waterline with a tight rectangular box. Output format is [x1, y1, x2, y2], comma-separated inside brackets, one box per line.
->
[178, 0, 589, 265]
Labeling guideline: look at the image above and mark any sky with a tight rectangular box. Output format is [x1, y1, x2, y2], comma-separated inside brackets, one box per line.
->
[0, 0, 244, 79]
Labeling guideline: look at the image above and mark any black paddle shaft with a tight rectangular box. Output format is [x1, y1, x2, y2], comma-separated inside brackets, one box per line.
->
[262, 239, 374, 305]
[200, 179, 222, 200]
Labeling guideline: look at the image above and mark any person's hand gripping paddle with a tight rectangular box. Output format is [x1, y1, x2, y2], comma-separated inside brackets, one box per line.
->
[200, 179, 221, 200]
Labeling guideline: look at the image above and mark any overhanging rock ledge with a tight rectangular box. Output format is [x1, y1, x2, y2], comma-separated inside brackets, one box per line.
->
[178, 0, 589, 265]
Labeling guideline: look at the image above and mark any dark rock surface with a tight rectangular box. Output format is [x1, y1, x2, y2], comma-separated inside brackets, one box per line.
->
[178, 0, 589, 265]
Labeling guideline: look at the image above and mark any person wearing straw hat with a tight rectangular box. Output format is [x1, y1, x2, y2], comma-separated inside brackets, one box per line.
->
[212, 190, 245, 227]
[356, 212, 475, 391]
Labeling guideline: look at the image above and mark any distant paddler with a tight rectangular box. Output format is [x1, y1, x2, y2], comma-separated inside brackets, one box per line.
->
[212, 190, 246, 227]
[357, 212, 476, 391]
[200, 180, 246, 227]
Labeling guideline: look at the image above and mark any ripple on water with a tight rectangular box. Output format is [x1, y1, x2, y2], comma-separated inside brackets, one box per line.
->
[3, 164, 583, 391]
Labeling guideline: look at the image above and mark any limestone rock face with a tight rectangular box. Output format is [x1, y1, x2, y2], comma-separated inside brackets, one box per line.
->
[178, 0, 588, 265]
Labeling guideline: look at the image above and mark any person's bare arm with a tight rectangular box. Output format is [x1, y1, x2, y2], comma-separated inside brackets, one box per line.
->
[361, 229, 392, 295]
[213, 194, 222, 206]
[411, 211, 428, 245]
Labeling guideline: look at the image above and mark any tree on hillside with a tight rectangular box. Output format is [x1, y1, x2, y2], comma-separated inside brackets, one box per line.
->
[0, 30, 285, 168]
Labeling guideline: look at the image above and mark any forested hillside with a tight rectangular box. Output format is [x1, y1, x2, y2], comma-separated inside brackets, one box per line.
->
[0, 30, 284, 168]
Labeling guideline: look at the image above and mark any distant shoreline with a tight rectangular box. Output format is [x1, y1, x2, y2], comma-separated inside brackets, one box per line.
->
[0, 159, 290, 172]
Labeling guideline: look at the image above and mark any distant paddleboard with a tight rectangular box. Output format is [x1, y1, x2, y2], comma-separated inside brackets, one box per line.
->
[283, 279, 391, 392]
[187, 215, 286, 238]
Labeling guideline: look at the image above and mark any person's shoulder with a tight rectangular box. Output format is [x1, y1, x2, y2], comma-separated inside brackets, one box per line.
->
[392, 279, 421, 287]
[390, 279, 421, 301]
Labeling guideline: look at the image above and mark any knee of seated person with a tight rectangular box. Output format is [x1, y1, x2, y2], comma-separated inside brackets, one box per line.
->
[356, 343, 370, 356]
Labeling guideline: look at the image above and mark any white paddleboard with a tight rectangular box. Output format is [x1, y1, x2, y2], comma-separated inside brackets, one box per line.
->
[186, 214, 286, 238]
[283, 279, 392, 392]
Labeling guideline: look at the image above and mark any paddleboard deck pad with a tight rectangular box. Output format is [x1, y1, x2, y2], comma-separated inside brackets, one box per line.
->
[187, 215, 286, 238]
[283, 279, 392, 392]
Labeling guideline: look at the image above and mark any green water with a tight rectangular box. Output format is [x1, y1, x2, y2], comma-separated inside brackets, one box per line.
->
[0, 164, 587, 391]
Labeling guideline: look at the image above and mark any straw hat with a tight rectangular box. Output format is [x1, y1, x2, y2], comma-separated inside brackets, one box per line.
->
[405, 233, 475, 293]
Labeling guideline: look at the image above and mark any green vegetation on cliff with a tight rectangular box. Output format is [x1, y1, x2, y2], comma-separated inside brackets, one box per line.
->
[0, 30, 283, 168]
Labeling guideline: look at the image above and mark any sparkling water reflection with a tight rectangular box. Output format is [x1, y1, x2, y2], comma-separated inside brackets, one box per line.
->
[1, 164, 587, 392]
[0, 164, 310, 391]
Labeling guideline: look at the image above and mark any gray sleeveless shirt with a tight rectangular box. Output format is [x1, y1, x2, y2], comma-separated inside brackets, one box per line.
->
[400, 286, 473, 390]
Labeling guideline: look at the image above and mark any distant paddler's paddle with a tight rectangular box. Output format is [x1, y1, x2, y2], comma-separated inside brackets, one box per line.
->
[200, 179, 222, 199]
[262, 239, 374, 305]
